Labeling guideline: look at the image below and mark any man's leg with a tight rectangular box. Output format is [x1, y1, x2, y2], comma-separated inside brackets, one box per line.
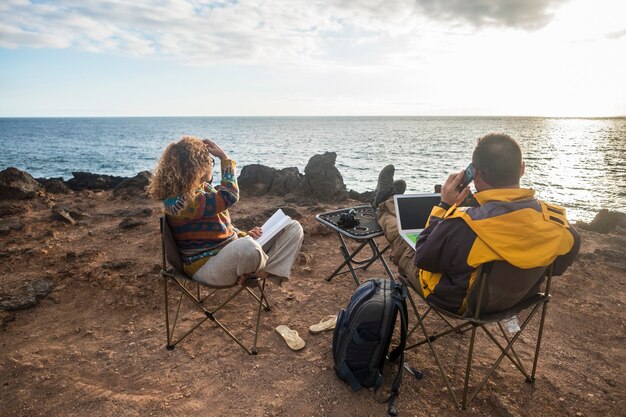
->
[377, 198, 422, 294]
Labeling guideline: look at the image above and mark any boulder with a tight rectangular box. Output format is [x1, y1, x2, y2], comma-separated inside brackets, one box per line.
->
[349, 189, 373, 203]
[37, 177, 72, 194]
[51, 208, 76, 225]
[44, 179, 71, 194]
[0, 279, 55, 311]
[0, 202, 26, 217]
[66, 172, 126, 191]
[114, 171, 151, 195]
[238, 164, 276, 196]
[119, 217, 147, 229]
[302, 152, 348, 202]
[270, 167, 304, 196]
[0, 218, 24, 236]
[0, 167, 43, 200]
[577, 210, 626, 234]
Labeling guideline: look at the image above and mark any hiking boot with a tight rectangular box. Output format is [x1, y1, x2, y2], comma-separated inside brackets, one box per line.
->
[393, 180, 406, 196]
[371, 164, 395, 208]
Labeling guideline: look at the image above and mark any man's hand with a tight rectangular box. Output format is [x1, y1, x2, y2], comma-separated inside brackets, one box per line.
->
[247, 226, 263, 239]
[202, 138, 228, 160]
[441, 170, 470, 206]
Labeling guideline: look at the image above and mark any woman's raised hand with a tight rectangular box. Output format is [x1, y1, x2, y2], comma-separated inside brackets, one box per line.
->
[202, 138, 228, 160]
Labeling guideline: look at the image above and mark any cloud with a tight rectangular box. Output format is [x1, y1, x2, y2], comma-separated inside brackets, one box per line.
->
[0, 0, 568, 67]
[606, 28, 626, 39]
[414, 0, 568, 30]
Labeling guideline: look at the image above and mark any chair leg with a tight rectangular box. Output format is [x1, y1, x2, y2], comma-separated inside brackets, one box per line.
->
[461, 326, 478, 410]
[244, 286, 272, 311]
[405, 290, 462, 408]
[163, 273, 261, 355]
[531, 298, 550, 381]
[251, 278, 268, 355]
[163, 274, 174, 350]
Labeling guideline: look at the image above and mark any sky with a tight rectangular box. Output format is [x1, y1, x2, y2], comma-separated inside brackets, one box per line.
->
[0, 0, 625, 117]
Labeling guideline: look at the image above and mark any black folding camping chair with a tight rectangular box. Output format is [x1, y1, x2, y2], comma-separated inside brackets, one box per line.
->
[160, 217, 272, 355]
[400, 261, 554, 409]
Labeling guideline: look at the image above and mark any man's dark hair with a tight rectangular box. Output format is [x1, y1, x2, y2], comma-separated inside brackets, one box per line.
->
[472, 133, 522, 187]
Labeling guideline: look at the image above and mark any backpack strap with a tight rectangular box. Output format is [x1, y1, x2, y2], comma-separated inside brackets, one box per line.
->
[338, 361, 364, 392]
[386, 284, 409, 416]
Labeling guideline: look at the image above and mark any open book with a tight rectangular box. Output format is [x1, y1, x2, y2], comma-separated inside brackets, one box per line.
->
[256, 209, 292, 246]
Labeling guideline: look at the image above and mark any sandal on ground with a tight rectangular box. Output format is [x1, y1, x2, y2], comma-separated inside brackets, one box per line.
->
[275, 325, 305, 351]
[309, 315, 337, 334]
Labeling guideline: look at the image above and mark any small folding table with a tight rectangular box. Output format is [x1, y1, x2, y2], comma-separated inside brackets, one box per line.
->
[315, 205, 394, 286]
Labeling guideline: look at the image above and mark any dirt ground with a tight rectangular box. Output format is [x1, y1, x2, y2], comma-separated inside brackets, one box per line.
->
[1, 190, 624, 417]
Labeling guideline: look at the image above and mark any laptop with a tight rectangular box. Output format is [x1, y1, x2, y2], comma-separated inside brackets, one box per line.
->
[394, 193, 441, 248]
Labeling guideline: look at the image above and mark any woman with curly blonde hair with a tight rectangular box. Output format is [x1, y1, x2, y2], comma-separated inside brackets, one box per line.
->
[149, 136, 303, 287]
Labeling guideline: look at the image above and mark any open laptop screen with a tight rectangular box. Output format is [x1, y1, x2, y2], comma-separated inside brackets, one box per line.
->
[395, 194, 441, 231]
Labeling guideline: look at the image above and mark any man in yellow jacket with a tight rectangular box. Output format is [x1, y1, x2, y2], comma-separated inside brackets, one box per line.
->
[375, 133, 580, 315]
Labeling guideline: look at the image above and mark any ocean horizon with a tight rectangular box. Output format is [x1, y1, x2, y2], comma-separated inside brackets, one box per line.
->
[1, 116, 625, 222]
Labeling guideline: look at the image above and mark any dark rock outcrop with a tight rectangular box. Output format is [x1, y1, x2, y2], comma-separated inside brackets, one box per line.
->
[37, 177, 72, 194]
[271, 167, 304, 196]
[0, 167, 43, 200]
[238, 153, 348, 202]
[119, 217, 147, 229]
[576, 210, 626, 234]
[0, 202, 26, 217]
[239, 165, 304, 197]
[66, 172, 127, 191]
[238, 164, 278, 196]
[114, 171, 151, 195]
[302, 152, 348, 202]
[0, 279, 55, 311]
[0, 218, 24, 236]
[348, 189, 373, 203]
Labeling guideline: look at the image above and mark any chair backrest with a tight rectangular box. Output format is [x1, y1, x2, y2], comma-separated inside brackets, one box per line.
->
[464, 261, 548, 319]
[160, 216, 185, 274]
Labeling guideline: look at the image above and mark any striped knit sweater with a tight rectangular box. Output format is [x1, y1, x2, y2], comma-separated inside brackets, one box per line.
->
[164, 159, 242, 276]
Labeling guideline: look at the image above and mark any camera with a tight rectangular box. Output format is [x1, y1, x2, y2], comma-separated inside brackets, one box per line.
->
[339, 209, 359, 228]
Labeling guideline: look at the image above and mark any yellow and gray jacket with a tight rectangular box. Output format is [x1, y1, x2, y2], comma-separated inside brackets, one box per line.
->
[414, 188, 580, 314]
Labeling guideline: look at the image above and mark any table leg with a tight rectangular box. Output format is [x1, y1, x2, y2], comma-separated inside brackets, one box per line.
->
[325, 233, 369, 284]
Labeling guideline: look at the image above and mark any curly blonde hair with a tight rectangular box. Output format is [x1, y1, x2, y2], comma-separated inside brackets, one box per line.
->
[148, 136, 213, 201]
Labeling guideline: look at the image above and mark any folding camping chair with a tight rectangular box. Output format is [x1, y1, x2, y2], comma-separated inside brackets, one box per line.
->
[160, 217, 271, 355]
[400, 261, 554, 410]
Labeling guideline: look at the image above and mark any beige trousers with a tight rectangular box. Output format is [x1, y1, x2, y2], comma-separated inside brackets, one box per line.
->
[377, 199, 422, 294]
[192, 219, 304, 287]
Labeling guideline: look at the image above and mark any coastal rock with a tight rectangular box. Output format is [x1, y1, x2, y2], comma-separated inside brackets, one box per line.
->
[0, 201, 28, 217]
[119, 217, 147, 229]
[270, 167, 304, 196]
[348, 189, 373, 203]
[0, 167, 43, 200]
[0, 218, 24, 236]
[52, 208, 76, 225]
[0, 279, 55, 311]
[302, 152, 348, 202]
[238, 164, 276, 196]
[66, 172, 126, 191]
[114, 171, 151, 196]
[577, 210, 626, 234]
[37, 177, 72, 194]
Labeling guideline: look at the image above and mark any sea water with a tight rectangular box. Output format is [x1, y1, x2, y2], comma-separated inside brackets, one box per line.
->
[1, 116, 624, 222]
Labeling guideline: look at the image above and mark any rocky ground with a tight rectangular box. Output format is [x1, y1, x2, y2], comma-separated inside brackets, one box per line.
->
[1, 165, 625, 417]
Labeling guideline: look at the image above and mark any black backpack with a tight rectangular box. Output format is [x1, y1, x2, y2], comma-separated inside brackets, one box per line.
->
[332, 278, 409, 416]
